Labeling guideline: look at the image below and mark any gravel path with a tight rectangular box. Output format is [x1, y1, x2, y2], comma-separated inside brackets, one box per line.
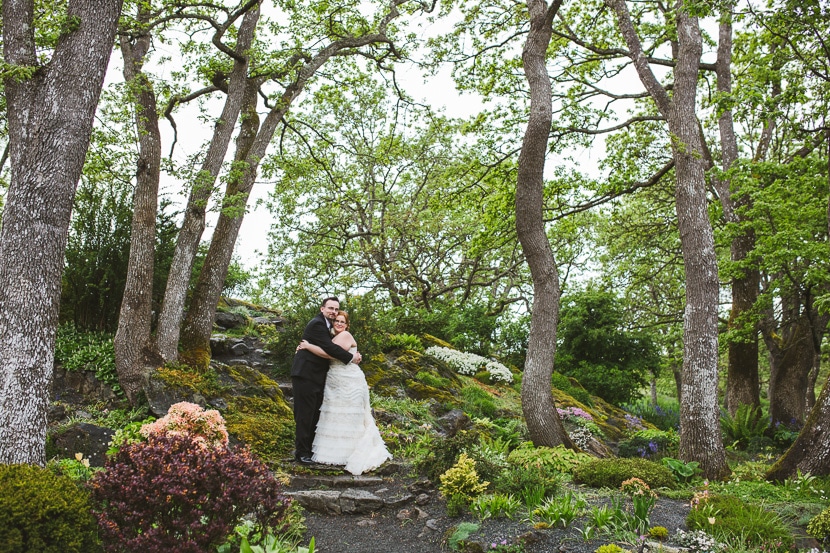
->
[289, 467, 691, 553]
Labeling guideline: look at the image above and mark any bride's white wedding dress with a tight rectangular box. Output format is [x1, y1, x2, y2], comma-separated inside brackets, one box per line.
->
[312, 347, 392, 475]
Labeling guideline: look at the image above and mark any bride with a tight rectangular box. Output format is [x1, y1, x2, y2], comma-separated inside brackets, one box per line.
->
[297, 310, 391, 475]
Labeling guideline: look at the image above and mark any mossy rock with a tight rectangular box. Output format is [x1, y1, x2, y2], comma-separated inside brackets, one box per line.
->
[145, 362, 294, 462]
[420, 334, 454, 349]
[552, 387, 652, 443]
[362, 350, 463, 405]
[224, 396, 294, 463]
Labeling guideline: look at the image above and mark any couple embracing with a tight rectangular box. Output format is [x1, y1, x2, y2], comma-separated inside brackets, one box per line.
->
[290, 296, 391, 475]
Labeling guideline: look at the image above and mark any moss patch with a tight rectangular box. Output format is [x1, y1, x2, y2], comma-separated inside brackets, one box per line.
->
[224, 396, 294, 463]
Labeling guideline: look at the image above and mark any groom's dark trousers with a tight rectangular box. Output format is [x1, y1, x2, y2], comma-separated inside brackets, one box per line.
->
[290, 312, 354, 459]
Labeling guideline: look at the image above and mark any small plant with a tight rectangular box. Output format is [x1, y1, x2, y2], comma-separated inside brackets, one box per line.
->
[720, 404, 770, 450]
[807, 506, 830, 549]
[648, 526, 669, 540]
[470, 493, 522, 521]
[386, 333, 424, 352]
[594, 544, 624, 553]
[662, 456, 700, 483]
[618, 429, 679, 460]
[486, 539, 525, 552]
[54, 322, 121, 396]
[425, 345, 514, 384]
[506, 442, 592, 474]
[446, 522, 480, 551]
[620, 477, 657, 533]
[529, 490, 586, 528]
[439, 453, 490, 516]
[623, 397, 680, 431]
[48, 452, 98, 482]
[0, 463, 101, 553]
[140, 401, 229, 447]
[587, 504, 615, 530]
[494, 462, 561, 500]
[685, 494, 794, 552]
[674, 529, 724, 553]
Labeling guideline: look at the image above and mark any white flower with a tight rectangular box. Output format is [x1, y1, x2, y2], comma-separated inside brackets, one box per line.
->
[425, 346, 513, 383]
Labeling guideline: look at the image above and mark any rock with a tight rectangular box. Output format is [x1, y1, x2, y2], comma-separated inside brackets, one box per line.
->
[289, 488, 385, 515]
[52, 365, 117, 404]
[415, 493, 431, 505]
[49, 422, 114, 467]
[436, 409, 471, 437]
[230, 341, 250, 356]
[214, 310, 248, 330]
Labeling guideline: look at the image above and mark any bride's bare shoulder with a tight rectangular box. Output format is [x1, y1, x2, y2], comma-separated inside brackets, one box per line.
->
[334, 331, 356, 347]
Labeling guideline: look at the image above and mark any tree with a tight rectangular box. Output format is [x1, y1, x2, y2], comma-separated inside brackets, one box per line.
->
[0, 0, 123, 465]
[176, 0, 439, 365]
[259, 73, 526, 317]
[515, 0, 574, 449]
[555, 288, 660, 405]
[606, 0, 729, 479]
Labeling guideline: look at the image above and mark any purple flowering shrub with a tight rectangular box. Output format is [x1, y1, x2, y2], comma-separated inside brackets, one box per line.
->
[89, 434, 290, 553]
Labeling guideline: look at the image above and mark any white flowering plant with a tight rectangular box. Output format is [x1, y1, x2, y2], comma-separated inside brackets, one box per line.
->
[425, 346, 513, 384]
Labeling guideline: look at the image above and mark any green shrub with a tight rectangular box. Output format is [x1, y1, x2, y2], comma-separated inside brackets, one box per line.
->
[439, 453, 489, 501]
[594, 544, 624, 553]
[0, 464, 101, 553]
[648, 526, 669, 540]
[413, 429, 481, 482]
[54, 322, 120, 396]
[386, 333, 424, 352]
[686, 494, 794, 552]
[617, 429, 679, 460]
[493, 462, 562, 500]
[460, 384, 499, 419]
[572, 457, 676, 490]
[807, 506, 830, 548]
[507, 442, 592, 474]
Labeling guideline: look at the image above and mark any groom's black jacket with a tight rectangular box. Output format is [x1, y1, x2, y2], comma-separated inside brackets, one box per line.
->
[290, 312, 354, 387]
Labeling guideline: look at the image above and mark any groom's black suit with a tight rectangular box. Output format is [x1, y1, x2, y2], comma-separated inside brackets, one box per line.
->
[291, 312, 354, 460]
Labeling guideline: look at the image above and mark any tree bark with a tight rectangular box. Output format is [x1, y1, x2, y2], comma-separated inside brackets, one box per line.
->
[179, 80, 259, 363]
[608, 0, 728, 480]
[762, 298, 828, 428]
[714, 8, 761, 415]
[516, 0, 574, 449]
[114, 5, 163, 404]
[767, 372, 830, 480]
[0, 0, 123, 465]
[153, 3, 261, 362]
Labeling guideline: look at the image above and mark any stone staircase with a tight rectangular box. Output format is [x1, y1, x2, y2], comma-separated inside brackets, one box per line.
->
[284, 461, 433, 517]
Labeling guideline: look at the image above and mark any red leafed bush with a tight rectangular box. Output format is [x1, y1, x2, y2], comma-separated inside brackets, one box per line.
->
[88, 433, 290, 553]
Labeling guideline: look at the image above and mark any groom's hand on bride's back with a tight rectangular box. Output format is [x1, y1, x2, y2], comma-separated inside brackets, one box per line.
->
[352, 351, 362, 364]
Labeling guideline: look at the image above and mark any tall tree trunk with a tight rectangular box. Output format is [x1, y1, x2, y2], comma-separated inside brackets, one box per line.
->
[179, 81, 259, 363]
[714, 7, 761, 415]
[153, 3, 261, 362]
[0, 0, 122, 465]
[516, 0, 573, 449]
[762, 302, 828, 428]
[767, 371, 830, 480]
[114, 6, 163, 404]
[608, 0, 729, 480]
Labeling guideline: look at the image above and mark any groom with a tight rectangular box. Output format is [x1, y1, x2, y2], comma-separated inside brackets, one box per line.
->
[291, 296, 361, 464]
